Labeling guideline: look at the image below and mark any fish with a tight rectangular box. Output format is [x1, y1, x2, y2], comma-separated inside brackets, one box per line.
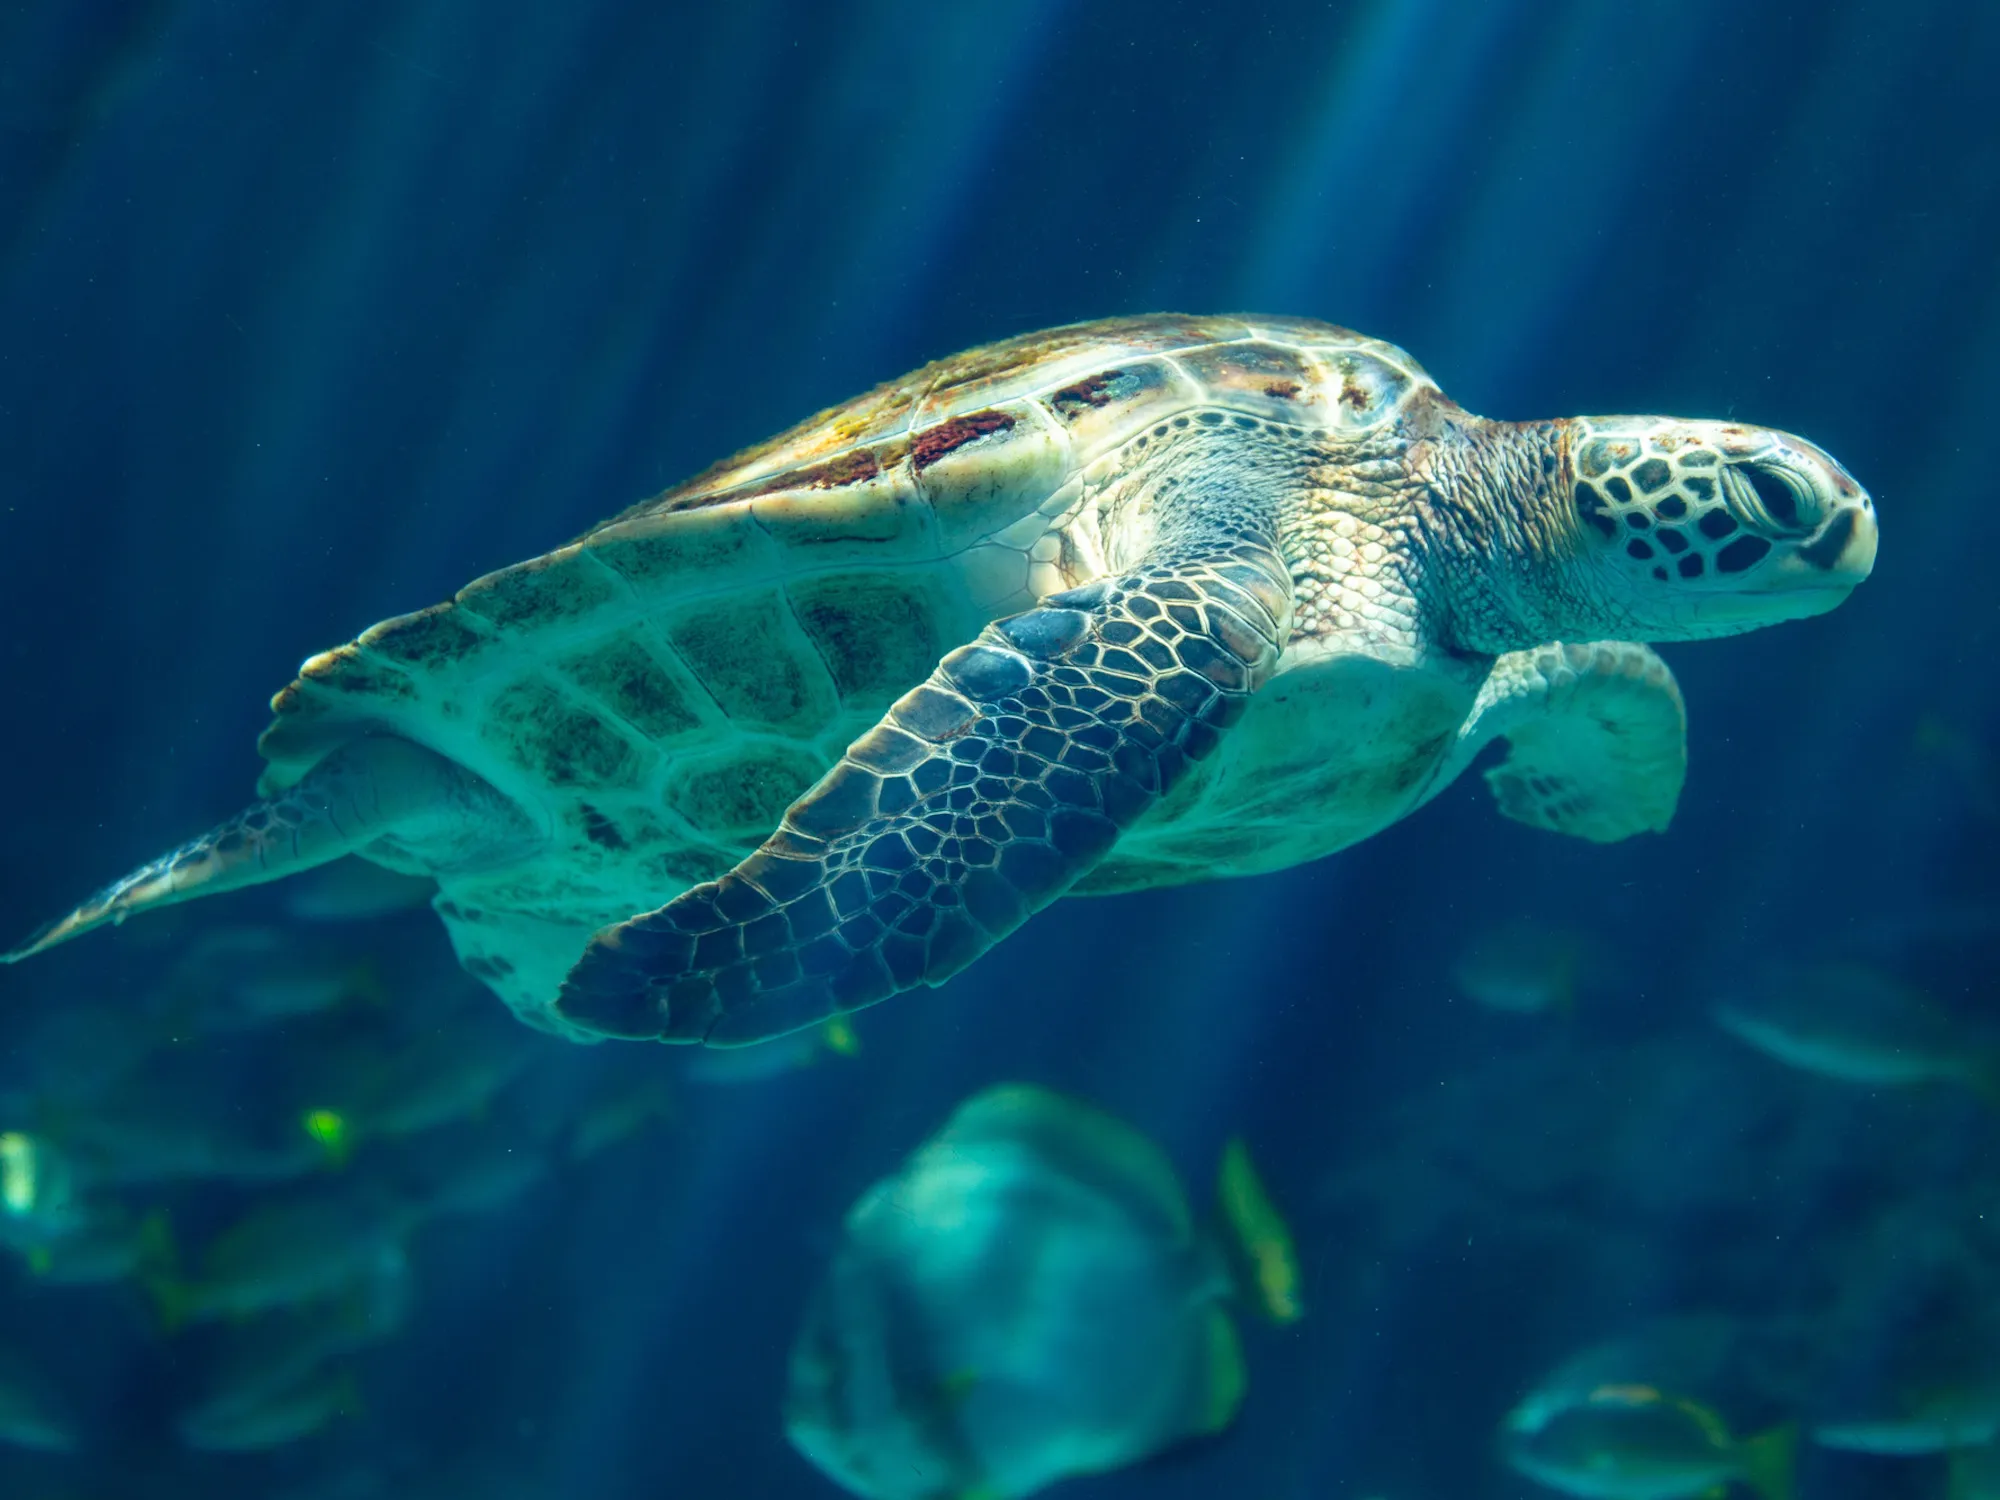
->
[564, 1072, 674, 1161]
[154, 1180, 420, 1326]
[1504, 1383, 1794, 1499]
[0, 1347, 80, 1453]
[305, 1015, 538, 1142]
[683, 1016, 860, 1086]
[0, 1128, 78, 1238]
[1812, 1386, 2000, 1455]
[1451, 918, 1597, 1016]
[389, 1123, 549, 1224]
[16, 1002, 156, 1103]
[785, 1082, 1293, 1500]
[1501, 1319, 1796, 1500]
[1216, 1136, 1304, 1324]
[1712, 961, 2000, 1095]
[42, 1049, 333, 1186]
[1809, 1316, 2000, 1456]
[177, 1247, 408, 1451]
[301, 1107, 354, 1167]
[12, 1203, 171, 1286]
[32, 1004, 530, 1190]
[177, 1363, 362, 1451]
[284, 858, 439, 923]
[158, 924, 385, 1033]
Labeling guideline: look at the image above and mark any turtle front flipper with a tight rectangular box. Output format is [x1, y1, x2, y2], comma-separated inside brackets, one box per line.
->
[558, 539, 1293, 1045]
[5, 736, 539, 962]
[1455, 641, 1687, 843]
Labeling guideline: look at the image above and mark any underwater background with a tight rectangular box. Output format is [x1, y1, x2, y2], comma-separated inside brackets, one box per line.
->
[2, 1, 1997, 1496]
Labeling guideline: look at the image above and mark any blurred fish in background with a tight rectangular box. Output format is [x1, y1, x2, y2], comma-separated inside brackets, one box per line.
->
[1811, 1345, 2000, 1459]
[0, 881, 673, 1485]
[180, 1361, 364, 1454]
[683, 1016, 860, 1088]
[0, 1346, 79, 1454]
[1451, 918, 1604, 1018]
[299, 1012, 539, 1145]
[154, 924, 386, 1034]
[155, 1178, 424, 1326]
[1805, 1232, 2000, 1461]
[14, 1203, 171, 1288]
[0, 1128, 80, 1246]
[284, 860, 440, 926]
[784, 1083, 1298, 1499]
[1504, 1378, 1794, 1500]
[1499, 1316, 1802, 1499]
[561, 1066, 675, 1162]
[41, 1046, 342, 1186]
[175, 1246, 408, 1452]
[1713, 962, 2000, 1099]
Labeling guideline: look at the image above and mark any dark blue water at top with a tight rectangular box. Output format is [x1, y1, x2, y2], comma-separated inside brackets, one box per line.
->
[1, 2, 1996, 1497]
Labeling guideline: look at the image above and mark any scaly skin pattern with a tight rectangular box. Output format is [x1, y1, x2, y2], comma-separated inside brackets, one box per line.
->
[1069, 407, 1575, 892]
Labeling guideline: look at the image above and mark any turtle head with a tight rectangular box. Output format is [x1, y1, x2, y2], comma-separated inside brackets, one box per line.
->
[1563, 417, 1877, 641]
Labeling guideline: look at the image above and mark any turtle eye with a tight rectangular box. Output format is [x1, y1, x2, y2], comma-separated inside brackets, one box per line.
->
[1737, 464, 1808, 531]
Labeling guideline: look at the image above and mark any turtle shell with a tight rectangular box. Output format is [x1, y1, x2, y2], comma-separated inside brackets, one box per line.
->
[251, 314, 1434, 1033]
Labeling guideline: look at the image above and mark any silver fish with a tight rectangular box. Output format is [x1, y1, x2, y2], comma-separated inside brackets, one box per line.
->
[786, 1083, 1258, 1500]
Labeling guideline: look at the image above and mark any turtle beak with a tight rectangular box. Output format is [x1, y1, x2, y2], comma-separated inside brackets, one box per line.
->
[1767, 495, 1878, 596]
[1805, 500, 1877, 580]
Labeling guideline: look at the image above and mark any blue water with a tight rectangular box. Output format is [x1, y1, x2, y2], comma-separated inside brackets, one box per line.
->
[1, 2, 1995, 1496]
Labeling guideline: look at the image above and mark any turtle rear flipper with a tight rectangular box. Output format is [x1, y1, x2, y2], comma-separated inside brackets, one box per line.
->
[1458, 640, 1687, 844]
[5, 737, 539, 961]
[557, 526, 1293, 1046]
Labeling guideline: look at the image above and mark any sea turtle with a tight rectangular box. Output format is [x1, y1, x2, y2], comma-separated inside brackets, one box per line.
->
[5, 315, 1877, 1046]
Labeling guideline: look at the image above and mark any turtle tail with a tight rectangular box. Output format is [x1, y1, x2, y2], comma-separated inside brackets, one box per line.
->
[5, 736, 530, 962]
